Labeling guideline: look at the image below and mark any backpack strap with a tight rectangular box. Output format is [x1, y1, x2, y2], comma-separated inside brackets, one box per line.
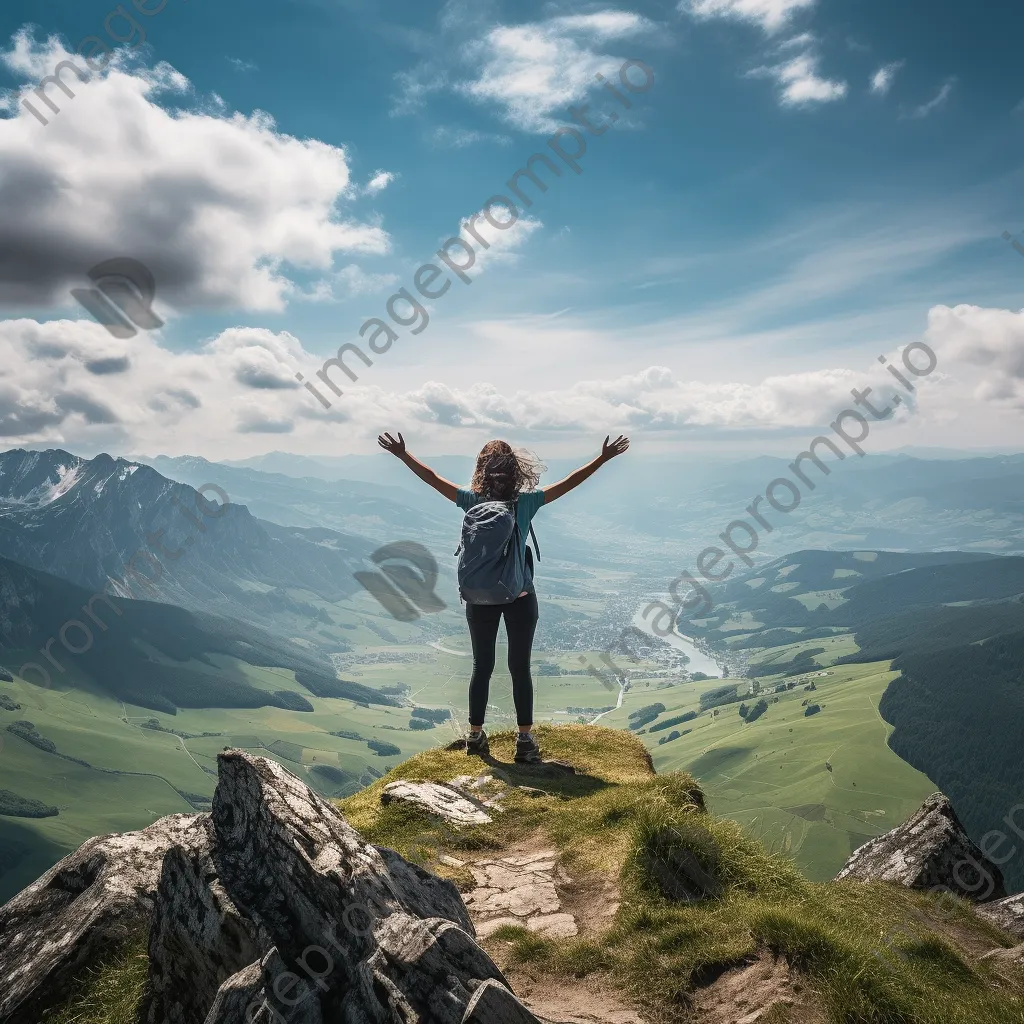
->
[513, 497, 541, 562]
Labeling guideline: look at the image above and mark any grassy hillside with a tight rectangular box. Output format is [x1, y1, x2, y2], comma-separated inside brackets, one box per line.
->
[337, 726, 1023, 1024]
[669, 550, 1024, 888]
[599, 660, 936, 880]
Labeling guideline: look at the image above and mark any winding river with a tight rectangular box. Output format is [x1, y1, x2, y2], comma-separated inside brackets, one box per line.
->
[630, 607, 724, 678]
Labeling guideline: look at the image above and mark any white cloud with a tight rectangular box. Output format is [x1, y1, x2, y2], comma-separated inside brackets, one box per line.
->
[0, 315, 914, 451]
[870, 61, 903, 95]
[0, 30, 389, 312]
[401, 10, 657, 134]
[908, 78, 955, 119]
[294, 263, 402, 303]
[778, 32, 816, 49]
[926, 304, 1024, 407]
[454, 213, 544, 275]
[362, 170, 395, 195]
[3, 298, 1022, 455]
[751, 50, 847, 107]
[681, 0, 816, 34]
[373, 362, 918, 432]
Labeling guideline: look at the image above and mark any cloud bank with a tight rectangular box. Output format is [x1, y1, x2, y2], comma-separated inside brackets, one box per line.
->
[0, 31, 389, 312]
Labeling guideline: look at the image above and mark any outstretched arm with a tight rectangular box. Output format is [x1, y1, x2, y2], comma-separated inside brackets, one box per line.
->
[377, 432, 459, 503]
[542, 435, 629, 504]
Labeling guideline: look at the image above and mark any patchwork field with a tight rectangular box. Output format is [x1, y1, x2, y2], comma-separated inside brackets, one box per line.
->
[600, 659, 936, 881]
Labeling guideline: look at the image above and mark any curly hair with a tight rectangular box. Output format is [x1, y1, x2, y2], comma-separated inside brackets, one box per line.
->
[470, 440, 546, 500]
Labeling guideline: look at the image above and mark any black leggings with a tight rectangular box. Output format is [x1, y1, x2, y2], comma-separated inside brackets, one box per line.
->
[466, 592, 539, 727]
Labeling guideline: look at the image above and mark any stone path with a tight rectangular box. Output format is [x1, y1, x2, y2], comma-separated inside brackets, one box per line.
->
[459, 850, 580, 939]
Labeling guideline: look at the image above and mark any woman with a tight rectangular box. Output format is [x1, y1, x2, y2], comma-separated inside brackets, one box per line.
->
[377, 432, 630, 762]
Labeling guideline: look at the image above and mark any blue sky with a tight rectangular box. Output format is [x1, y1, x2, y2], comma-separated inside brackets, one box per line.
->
[1, 0, 1023, 459]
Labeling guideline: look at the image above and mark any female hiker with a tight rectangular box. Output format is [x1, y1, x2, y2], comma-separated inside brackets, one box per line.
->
[377, 432, 630, 762]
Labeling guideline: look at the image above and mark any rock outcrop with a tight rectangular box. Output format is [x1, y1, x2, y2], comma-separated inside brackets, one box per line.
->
[142, 844, 270, 1024]
[0, 813, 210, 1024]
[977, 892, 1024, 940]
[0, 749, 547, 1024]
[836, 793, 1006, 902]
[381, 779, 493, 825]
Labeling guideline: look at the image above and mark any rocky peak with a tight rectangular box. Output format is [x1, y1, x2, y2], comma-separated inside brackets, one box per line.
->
[0, 750, 541, 1024]
[836, 792, 1007, 902]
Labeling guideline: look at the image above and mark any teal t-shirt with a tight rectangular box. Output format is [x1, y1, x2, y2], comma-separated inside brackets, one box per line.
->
[456, 489, 545, 591]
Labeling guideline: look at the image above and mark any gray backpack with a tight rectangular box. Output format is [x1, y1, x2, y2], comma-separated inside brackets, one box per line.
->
[455, 499, 540, 605]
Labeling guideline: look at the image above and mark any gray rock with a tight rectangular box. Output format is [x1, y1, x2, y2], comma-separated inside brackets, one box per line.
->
[344, 913, 515, 1023]
[203, 948, 323, 1024]
[462, 979, 542, 1024]
[381, 780, 493, 825]
[211, 750, 518, 1020]
[143, 843, 270, 1024]
[0, 812, 208, 1024]
[836, 793, 1006, 902]
[977, 892, 1024, 939]
[202, 960, 264, 1024]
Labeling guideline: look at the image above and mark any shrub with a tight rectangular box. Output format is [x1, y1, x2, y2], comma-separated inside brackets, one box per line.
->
[745, 699, 769, 723]
[7, 721, 57, 753]
[629, 813, 724, 902]
[699, 684, 739, 711]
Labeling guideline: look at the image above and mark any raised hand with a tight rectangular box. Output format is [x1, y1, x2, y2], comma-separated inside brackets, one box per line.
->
[377, 431, 407, 457]
[601, 434, 630, 461]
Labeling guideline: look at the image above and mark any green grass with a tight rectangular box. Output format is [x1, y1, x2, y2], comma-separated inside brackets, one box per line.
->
[791, 589, 849, 611]
[42, 939, 149, 1024]
[599, 661, 937, 881]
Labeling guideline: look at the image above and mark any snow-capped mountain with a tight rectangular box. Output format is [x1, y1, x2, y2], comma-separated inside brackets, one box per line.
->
[0, 449, 375, 626]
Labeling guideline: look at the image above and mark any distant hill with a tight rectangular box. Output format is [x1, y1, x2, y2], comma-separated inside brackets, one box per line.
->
[0, 556, 398, 714]
[694, 549, 1004, 639]
[881, 627, 1024, 893]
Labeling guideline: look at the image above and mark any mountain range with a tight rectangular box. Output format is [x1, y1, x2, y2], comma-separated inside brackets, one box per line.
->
[0, 449, 376, 632]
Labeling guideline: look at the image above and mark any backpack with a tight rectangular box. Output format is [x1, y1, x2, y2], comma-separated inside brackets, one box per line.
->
[455, 499, 541, 605]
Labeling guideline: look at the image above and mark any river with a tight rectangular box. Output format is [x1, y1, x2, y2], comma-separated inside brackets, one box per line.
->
[630, 608, 724, 678]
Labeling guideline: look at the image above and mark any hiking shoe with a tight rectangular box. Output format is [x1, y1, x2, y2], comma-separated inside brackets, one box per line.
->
[514, 732, 542, 764]
[466, 729, 489, 756]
